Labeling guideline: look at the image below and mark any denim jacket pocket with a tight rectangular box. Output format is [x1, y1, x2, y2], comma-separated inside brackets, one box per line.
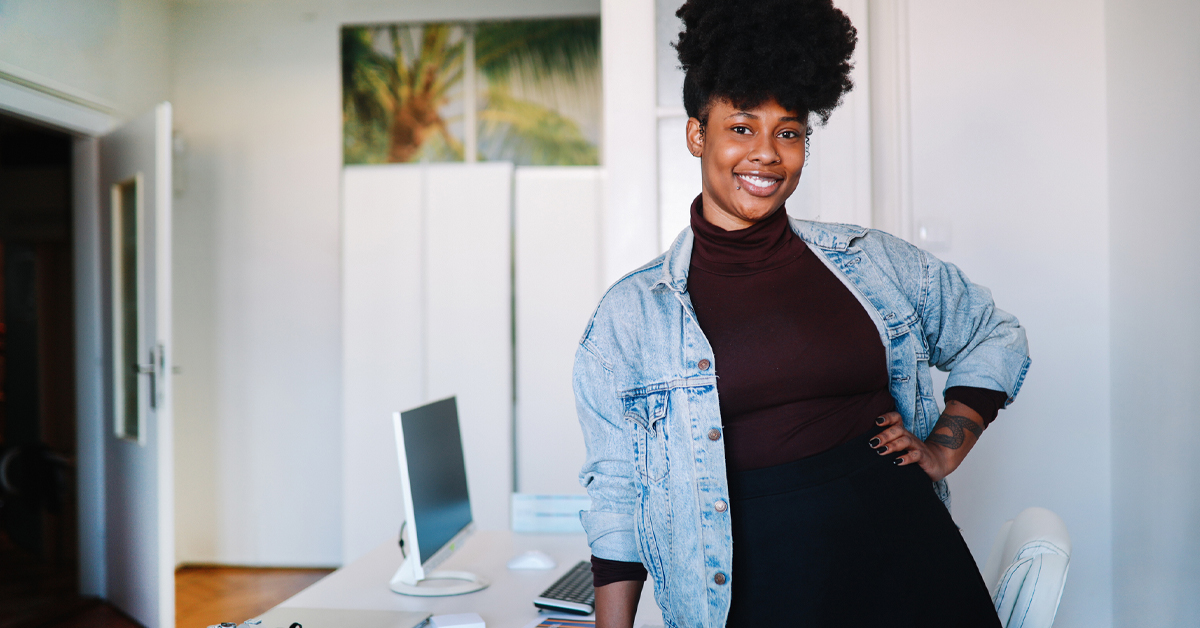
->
[622, 390, 670, 484]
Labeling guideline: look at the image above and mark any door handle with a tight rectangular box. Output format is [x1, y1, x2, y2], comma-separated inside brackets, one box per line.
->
[136, 344, 161, 410]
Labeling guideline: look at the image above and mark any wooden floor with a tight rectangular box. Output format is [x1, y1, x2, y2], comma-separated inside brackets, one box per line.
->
[174, 567, 333, 628]
[24, 567, 333, 628]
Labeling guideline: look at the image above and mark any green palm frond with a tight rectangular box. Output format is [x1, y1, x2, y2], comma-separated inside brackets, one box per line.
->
[414, 23, 464, 97]
[474, 18, 600, 83]
[342, 26, 395, 163]
[479, 89, 598, 166]
[342, 28, 392, 121]
[388, 24, 465, 110]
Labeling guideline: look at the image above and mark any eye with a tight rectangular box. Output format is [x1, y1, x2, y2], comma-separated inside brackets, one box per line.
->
[778, 129, 801, 139]
[731, 125, 752, 135]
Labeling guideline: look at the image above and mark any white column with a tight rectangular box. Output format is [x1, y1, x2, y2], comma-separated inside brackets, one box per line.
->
[601, 0, 660, 282]
[513, 167, 604, 495]
[867, 0, 914, 241]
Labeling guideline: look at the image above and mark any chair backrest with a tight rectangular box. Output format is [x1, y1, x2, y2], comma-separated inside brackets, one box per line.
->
[981, 507, 1071, 628]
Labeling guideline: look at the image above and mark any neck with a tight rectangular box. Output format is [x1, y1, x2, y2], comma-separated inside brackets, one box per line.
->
[689, 194, 796, 271]
[699, 189, 785, 231]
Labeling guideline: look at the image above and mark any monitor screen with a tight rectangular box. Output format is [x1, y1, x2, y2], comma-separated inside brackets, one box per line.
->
[400, 397, 473, 564]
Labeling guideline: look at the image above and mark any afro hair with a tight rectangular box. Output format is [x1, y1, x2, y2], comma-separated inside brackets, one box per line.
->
[674, 0, 857, 126]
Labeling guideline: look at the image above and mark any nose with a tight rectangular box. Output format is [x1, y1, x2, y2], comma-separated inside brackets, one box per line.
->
[748, 133, 781, 165]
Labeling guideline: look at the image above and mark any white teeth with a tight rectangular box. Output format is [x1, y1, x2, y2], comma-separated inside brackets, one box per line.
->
[738, 174, 778, 188]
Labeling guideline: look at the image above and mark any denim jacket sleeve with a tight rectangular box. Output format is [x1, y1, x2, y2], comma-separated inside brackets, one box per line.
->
[574, 340, 642, 563]
[917, 248, 1031, 405]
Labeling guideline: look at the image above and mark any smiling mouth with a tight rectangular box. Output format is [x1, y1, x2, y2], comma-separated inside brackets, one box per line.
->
[736, 173, 782, 196]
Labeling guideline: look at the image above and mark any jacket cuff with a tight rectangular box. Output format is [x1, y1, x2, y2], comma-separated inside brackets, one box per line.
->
[580, 509, 641, 563]
[945, 345, 1030, 407]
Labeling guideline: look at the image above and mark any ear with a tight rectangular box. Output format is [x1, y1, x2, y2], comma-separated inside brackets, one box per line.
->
[685, 117, 704, 158]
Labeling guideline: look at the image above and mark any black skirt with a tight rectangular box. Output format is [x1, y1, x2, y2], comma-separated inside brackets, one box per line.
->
[724, 429, 1001, 628]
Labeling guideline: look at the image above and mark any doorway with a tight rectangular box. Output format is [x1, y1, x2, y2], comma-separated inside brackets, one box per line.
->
[0, 115, 82, 624]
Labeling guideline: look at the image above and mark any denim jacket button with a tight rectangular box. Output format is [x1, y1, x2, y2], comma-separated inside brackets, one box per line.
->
[707, 428, 721, 441]
[698, 358, 711, 370]
[714, 499, 728, 512]
[714, 572, 727, 585]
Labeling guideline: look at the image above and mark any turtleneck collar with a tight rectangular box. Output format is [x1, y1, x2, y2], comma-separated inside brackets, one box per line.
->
[689, 194, 806, 276]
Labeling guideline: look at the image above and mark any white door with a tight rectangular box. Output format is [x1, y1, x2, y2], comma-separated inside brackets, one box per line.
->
[100, 103, 174, 628]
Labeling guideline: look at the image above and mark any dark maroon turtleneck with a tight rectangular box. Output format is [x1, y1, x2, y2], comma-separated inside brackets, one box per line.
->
[687, 197, 897, 470]
[590, 196, 1007, 587]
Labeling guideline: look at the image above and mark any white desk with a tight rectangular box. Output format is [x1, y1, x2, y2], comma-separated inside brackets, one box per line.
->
[279, 531, 664, 628]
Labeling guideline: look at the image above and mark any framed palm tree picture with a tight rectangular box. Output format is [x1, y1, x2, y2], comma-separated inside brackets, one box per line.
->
[341, 18, 601, 166]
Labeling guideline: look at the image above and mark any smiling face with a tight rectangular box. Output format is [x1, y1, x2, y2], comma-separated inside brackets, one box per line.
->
[686, 98, 807, 231]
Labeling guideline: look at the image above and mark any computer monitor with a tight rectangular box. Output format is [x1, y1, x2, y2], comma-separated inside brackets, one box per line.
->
[389, 397, 490, 596]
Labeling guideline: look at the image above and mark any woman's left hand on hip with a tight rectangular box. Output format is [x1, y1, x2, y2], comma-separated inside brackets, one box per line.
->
[869, 411, 954, 482]
[869, 403, 987, 483]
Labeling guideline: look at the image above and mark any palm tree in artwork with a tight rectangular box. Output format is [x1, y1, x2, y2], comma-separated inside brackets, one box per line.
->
[342, 23, 464, 163]
[341, 19, 600, 165]
[385, 24, 466, 163]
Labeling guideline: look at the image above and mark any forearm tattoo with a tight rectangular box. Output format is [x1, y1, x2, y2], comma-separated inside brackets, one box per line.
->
[925, 414, 983, 450]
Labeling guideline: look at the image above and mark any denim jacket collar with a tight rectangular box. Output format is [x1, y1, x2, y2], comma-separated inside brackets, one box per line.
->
[654, 215, 870, 293]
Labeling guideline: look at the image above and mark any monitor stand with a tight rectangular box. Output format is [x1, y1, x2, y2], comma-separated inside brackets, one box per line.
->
[390, 553, 490, 597]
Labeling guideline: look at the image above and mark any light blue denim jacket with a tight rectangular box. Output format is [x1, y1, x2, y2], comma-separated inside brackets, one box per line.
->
[574, 218, 1030, 628]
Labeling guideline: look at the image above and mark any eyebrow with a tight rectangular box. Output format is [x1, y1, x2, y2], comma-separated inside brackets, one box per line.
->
[726, 111, 805, 123]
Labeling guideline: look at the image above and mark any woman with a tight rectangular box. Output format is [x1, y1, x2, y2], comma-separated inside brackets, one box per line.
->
[574, 1, 1029, 627]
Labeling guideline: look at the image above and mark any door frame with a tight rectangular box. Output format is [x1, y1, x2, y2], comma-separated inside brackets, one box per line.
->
[0, 69, 118, 598]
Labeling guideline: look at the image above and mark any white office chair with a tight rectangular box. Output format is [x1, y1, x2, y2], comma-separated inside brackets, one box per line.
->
[981, 507, 1071, 628]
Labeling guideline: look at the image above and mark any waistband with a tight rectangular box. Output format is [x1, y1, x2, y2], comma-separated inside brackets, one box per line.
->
[726, 427, 896, 500]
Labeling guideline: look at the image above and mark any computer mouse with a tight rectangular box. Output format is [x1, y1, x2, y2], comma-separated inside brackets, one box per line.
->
[506, 550, 557, 570]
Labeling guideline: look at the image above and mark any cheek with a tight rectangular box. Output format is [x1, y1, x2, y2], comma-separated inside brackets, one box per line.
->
[784, 167, 804, 195]
[786, 142, 806, 168]
[701, 155, 731, 185]
[705, 147, 743, 177]
[787, 151, 806, 179]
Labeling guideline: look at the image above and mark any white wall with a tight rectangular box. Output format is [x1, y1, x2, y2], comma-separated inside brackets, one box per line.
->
[904, 2, 1111, 627]
[169, 0, 601, 567]
[170, 0, 344, 567]
[1106, 1, 1200, 626]
[0, 0, 170, 117]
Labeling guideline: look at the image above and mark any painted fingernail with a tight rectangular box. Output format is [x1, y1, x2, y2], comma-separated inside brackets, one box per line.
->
[868, 438, 880, 447]
[875, 416, 886, 426]
[893, 458, 903, 465]
[877, 445, 888, 454]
